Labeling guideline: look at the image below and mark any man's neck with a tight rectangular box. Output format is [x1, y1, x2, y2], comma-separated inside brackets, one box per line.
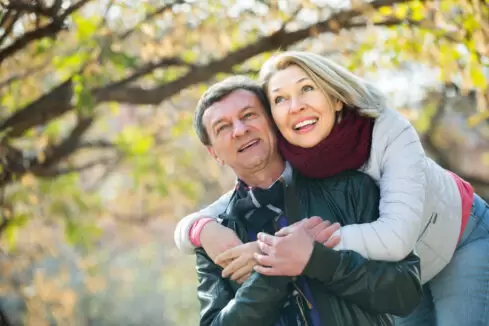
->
[239, 159, 286, 189]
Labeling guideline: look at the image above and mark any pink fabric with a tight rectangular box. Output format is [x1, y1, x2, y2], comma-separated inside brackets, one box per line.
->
[447, 170, 474, 242]
[189, 217, 215, 247]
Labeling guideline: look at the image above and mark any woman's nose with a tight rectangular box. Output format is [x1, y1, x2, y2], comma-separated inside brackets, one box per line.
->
[289, 96, 305, 113]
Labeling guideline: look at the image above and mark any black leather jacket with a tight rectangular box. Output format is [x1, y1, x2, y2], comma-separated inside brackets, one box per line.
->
[195, 170, 422, 326]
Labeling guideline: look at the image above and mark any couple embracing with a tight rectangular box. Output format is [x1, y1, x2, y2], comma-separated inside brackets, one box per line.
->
[174, 51, 489, 326]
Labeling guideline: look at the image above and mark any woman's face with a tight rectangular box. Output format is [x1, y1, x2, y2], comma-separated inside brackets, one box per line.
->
[267, 65, 343, 148]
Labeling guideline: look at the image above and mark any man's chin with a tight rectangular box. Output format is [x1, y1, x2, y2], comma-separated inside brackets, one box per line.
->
[233, 156, 266, 171]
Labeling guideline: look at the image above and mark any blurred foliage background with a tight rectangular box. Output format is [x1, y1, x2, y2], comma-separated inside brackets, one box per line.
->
[0, 0, 488, 325]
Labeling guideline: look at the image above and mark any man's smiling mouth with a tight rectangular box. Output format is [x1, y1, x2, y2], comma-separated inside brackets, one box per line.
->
[238, 139, 260, 152]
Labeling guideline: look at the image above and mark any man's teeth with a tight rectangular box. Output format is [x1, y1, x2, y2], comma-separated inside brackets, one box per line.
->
[294, 119, 317, 130]
[240, 140, 258, 151]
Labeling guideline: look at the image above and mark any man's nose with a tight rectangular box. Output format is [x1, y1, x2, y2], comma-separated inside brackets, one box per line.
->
[289, 96, 305, 114]
[232, 120, 249, 138]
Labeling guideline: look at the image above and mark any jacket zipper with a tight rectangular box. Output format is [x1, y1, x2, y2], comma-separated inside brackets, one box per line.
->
[274, 213, 312, 325]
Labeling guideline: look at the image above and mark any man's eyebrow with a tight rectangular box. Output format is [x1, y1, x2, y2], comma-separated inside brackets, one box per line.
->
[211, 118, 226, 130]
[210, 105, 254, 130]
[270, 77, 309, 93]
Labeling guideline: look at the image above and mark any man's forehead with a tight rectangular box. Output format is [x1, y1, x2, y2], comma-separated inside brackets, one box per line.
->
[203, 89, 262, 123]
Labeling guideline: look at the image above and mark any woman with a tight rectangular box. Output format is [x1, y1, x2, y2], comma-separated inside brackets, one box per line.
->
[174, 51, 489, 325]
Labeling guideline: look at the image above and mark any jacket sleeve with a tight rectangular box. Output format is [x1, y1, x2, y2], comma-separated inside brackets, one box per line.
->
[196, 248, 290, 326]
[334, 108, 427, 261]
[174, 190, 234, 254]
[302, 173, 422, 316]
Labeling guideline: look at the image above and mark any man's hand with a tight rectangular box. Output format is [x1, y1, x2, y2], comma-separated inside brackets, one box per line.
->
[254, 226, 314, 276]
[215, 242, 260, 284]
[276, 216, 341, 248]
[200, 221, 242, 262]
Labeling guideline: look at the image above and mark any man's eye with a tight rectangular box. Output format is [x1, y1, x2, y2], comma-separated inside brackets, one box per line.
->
[244, 112, 256, 119]
[216, 125, 229, 133]
[302, 85, 314, 92]
[274, 96, 285, 104]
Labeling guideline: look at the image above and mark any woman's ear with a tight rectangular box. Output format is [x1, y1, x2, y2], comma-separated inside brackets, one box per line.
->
[335, 99, 344, 112]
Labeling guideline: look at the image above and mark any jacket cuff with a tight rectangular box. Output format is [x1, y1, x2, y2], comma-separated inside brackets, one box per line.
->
[302, 242, 341, 283]
[189, 217, 216, 247]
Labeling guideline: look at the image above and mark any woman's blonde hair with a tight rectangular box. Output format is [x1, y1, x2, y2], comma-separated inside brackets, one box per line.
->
[259, 51, 387, 117]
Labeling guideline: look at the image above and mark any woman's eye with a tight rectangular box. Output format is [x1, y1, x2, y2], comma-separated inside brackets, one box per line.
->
[274, 96, 285, 104]
[302, 85, 314, 92]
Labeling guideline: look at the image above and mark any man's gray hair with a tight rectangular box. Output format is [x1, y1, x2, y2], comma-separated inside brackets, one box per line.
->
[194, 75, 270, 145]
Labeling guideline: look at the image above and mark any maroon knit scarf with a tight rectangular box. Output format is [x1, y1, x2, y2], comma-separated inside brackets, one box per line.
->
[278, 109, 375, 179]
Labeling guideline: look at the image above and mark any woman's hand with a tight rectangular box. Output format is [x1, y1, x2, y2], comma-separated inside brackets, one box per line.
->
[215, 242, 260, 284]
[276, 216, 341, 248]
[200, 221, 242, 261]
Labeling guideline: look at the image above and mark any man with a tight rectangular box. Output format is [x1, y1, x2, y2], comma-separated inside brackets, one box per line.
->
[193, 76, 421, 325]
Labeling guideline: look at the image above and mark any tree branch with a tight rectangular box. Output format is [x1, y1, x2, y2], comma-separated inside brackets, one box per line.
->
[0, 10, 22, 48]
[0, 78, 74, 137]
[77, 140, 117, 150]
[35, 156, 118, 178]
[0, 0, 92, 65]
[0, 0, 425, 139]
[0, 116, 94, 187]
[95, 0, 427, 104]
[86, 154, 124, 191]
[2, 0, 60, 18]
[106, 57, 193, 90]
[119, 0, 187, 40]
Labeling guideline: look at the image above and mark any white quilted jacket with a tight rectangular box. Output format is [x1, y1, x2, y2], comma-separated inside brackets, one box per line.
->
[174, 108, 463, 284]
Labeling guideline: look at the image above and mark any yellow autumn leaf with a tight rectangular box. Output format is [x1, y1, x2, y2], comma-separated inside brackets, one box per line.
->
[21, 173, 36, 186]
[467, 110, 489, 127]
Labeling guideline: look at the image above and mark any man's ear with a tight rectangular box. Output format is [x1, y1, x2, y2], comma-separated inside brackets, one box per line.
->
[207, 146, 224, 166]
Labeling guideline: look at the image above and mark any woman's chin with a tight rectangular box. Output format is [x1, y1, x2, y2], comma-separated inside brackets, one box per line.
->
[290, 136, 323, 149]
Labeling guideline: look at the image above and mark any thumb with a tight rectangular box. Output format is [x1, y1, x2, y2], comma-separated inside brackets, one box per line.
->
[275, 226, 291, 237]
[275, 219, 308, 236]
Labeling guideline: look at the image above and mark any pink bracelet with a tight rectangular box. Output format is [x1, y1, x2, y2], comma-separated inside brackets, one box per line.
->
[189, 217, 215, 247]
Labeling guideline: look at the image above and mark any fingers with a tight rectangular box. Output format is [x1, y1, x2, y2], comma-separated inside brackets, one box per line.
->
[323, 235, 341, 248]
[275, 219, 308, 236]
[257, 239, 272, 256]
[230, 263, 255, 282]
[257, 232, 276, 246]
[314, 222, 341, 243]
[236, 273, 251, 284]
[275, 217, 321, 236]
[254, 264, 278, 276]
[253, 253, 274, 267]
[221, 255, 247, 278]
[303, 216, 324, 229]
[222, 256, 255, 281]
[275, 225, 294, 237]
[215, 246, 241, 266]
[308, 220, 332, 237]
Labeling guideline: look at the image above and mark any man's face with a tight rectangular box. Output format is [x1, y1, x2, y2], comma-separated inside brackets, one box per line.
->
[203, 89, 278, 175]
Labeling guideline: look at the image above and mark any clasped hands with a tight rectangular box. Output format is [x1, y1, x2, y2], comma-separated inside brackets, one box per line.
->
[206, 216, 341, 283]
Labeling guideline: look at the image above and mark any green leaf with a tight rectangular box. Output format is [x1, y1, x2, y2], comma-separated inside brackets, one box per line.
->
[34, 37, 53, 55]
[72, 74, 96, 116]
[108, 51, 139, 70]
[4, 223, 19, 251]
[73, 14, 99, 40]
[64, 218, 102, 249]
[115, 126, 155, 156]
